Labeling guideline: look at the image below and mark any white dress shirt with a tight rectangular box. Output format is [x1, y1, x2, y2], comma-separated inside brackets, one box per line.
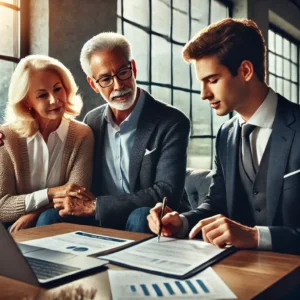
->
[180, 88, 278, 250]
[24, 119, 70, 212]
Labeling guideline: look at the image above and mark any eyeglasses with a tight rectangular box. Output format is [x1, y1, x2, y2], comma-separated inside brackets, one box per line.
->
[94, 62, 133, 88]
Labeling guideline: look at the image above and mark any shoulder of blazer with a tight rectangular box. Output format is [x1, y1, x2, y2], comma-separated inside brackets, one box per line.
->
[84, 104, 107, 127]
[142, 90, 190, 124]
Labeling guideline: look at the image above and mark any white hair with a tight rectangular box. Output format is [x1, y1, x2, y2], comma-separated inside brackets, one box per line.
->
[80, 32, 132, 77]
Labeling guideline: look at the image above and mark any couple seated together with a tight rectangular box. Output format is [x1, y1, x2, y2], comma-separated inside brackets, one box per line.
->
[0, 31, 190, 233]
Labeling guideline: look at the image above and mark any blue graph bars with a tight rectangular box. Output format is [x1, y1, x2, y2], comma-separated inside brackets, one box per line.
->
[129, 279, 210, 296]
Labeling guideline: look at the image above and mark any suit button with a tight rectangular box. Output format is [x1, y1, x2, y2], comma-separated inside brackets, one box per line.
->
[253, 190, 258, 195]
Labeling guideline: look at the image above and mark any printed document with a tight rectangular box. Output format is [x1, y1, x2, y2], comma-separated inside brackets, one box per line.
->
[108, 267, 237, 299]
[100, 237, 234, 277]
[21, 231, 134, 256]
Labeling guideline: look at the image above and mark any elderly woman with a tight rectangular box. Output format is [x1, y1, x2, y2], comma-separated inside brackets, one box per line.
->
[0, 55, 94, 232]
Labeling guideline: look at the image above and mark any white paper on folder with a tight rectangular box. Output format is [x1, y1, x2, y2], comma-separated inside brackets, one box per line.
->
[108, 268, 237, 299]
[21, 231, 134, 256]
[101, 237, 229, 276]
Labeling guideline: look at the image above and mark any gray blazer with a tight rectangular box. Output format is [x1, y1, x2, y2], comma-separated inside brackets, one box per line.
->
[84, 90, 191, 229]
[184, 95, 300, 255]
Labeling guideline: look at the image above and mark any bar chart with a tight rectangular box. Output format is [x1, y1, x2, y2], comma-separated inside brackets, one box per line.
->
[129, 278, 210, 297]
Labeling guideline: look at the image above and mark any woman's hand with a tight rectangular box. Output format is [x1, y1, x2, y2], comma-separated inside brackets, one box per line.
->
[9, 212, 38, 233]
[48, 184, 94, 202]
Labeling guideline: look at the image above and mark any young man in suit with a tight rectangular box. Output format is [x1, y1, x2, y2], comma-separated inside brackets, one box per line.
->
[147, 18, 300, 255]
[40, 32, 191, 231]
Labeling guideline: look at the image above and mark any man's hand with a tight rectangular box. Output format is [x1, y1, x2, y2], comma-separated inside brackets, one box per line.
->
[53, 196, 96, 217]
[9, 212, 38, 233]
[189, 214, 258, 249]
[147, 203, 183, 237]
[48, 184, 94, 202]
[0, 132, 5, 146]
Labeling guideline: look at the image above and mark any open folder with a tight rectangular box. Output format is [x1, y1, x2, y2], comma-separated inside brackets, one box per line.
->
[99, 236, 237, 279]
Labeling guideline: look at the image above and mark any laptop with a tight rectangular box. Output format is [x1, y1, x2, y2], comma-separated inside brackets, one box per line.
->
[0, 223, 108, 286]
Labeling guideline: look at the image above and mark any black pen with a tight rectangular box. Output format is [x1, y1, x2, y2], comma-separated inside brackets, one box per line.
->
[157, 196, 167, 242]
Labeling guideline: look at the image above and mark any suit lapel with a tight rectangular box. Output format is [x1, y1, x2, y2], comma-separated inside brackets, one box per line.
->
[226, 118, 241, 217]
[129, 93, 159, 191]
[266, 96, 295, 225]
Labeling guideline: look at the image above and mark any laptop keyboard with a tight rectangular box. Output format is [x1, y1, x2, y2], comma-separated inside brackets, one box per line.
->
[26, 257, 80, 280]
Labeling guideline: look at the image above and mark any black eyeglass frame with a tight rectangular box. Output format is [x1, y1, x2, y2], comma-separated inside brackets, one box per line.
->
[93, 61, 133, 88]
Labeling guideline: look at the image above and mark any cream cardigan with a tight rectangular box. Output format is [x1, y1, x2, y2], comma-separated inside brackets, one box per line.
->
[0, 119, 94, 222]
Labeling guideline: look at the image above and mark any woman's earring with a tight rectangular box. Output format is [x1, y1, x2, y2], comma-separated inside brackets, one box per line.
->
[28, 107, 32, 111]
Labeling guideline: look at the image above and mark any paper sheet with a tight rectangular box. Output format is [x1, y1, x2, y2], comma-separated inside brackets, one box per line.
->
[108, 268, 237, 299]
[21, 231, 134, 256]
[101, 236, 231, 276]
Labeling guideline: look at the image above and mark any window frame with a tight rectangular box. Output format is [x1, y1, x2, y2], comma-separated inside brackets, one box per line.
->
[118, 0, 233, 169]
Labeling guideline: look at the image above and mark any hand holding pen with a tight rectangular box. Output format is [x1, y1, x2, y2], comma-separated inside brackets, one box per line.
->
[157, 196, 167, 242]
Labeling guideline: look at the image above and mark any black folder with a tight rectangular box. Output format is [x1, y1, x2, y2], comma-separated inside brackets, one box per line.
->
[99, 236, 237, 279]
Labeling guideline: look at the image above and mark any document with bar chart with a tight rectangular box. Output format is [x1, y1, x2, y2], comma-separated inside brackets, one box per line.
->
[108, 267, 236, 299]
[100, 236, 236, 279]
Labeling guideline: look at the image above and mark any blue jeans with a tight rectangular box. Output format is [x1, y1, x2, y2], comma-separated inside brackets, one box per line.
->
[36, 208, 97, 227]
[125, 207, 152, 233]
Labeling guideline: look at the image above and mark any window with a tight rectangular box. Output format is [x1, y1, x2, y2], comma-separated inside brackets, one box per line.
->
[117, 0, 231, 169]
[0, 0, 28, 124]
[268, 25, 300, 104]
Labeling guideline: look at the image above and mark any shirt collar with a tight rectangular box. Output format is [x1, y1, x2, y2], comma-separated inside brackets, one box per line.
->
[27, 118, 69, 144]
[105, 88, 145, 130]
[238, 88, 278, 128]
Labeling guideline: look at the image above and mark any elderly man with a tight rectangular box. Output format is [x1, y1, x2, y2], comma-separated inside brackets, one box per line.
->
[35, 32, 190, 232]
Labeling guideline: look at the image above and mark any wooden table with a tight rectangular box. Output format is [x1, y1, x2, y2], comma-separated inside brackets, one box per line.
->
[1, 223, 300, 300]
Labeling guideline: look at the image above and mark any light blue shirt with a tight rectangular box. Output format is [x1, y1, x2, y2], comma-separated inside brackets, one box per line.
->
[101, 89, 145, 196]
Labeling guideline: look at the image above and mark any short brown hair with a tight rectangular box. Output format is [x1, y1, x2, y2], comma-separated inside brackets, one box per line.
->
[182, 18, 266, 82]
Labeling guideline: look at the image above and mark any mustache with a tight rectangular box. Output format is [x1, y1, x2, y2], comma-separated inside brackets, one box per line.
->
[110, 88, 132, 99]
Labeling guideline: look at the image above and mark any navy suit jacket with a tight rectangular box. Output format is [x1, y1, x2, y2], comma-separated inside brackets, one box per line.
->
[184, 95, 300, 255]
[84, 90, 191, 229]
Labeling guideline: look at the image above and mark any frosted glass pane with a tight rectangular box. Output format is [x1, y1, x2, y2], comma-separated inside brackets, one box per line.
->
[291, 43, 297, 63]
[173, 44, 190, 88]
[275, 34, 282, 55]
[0, 60, 15, 124]
[152, 0, 170, 36]
[187, 138, 211, 169]
[291, 63, 297, 80]
[268, 30, 275, 52]
[268, 74, 276, 91]
[0, 5, 18, 57]
[283, 80, 290, 100]
[283, 38, 290, 59]
[173, 0, 189, 43]
[268, 52, 275, 74]
[151, 86, 171, 104]
[276, 77, 283, 95]
[117, 17, 122, 33]
[192, 93, 211, 135]
[173, 90, 190, 119]
[152, 35, 171, 84]
[283, 59, 290, 80]
[292, 84, 297, 103]
[276, 56, 283, 76]
[124, 0, 149, 27]
[124, 23, 149, 82]
[117, 0, 121, 16]
[191, 0, 209, 38]
[211, 0, 228, 23]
